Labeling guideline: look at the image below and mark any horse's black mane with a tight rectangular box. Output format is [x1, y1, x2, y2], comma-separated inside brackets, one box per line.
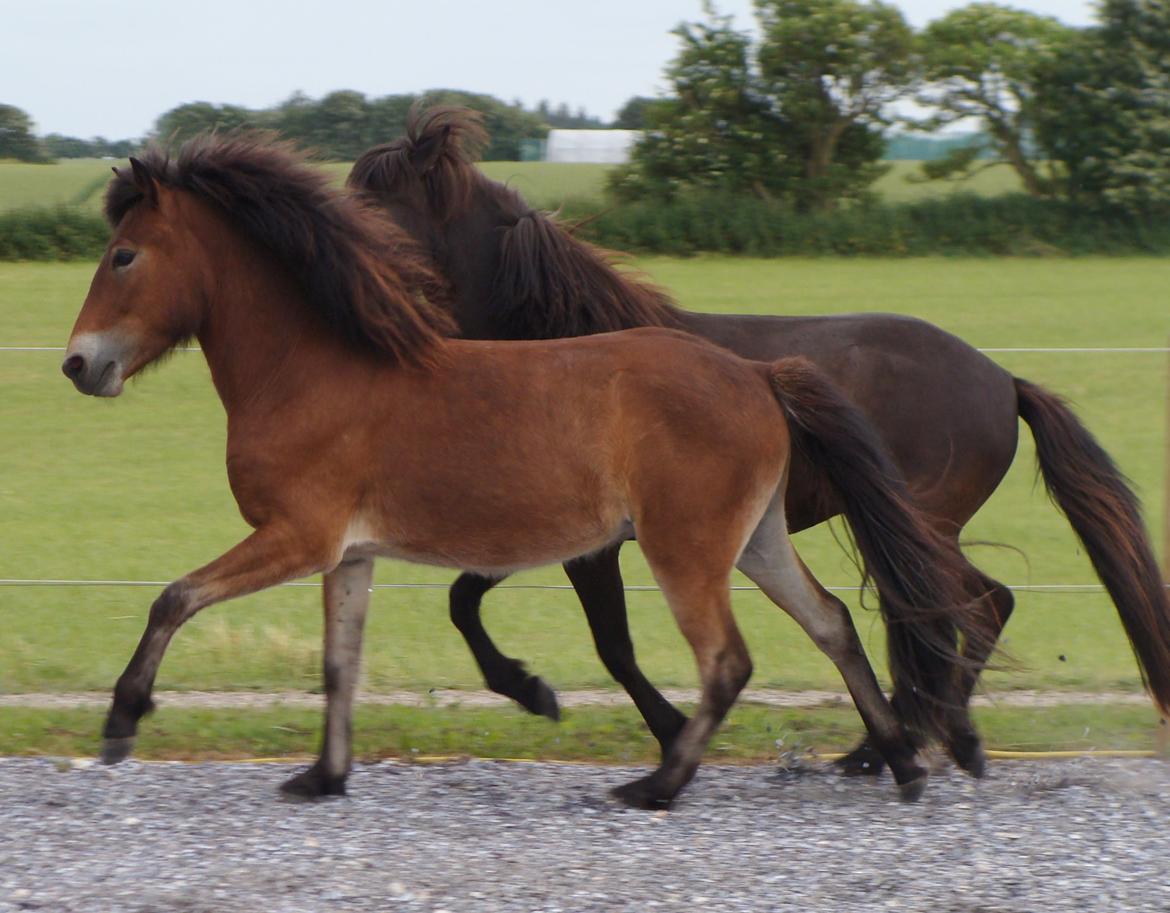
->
[106, 133, 455, 365]
[349, 106, 683, 339]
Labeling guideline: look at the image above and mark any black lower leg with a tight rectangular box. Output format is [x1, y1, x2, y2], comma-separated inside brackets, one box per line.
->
[449, 572, 559, 720]
[565, 547, 687, 756]
[102, 582, 190, 763]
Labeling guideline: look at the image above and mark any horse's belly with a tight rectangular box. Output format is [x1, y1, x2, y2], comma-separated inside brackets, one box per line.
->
[340, 510, 632, 575]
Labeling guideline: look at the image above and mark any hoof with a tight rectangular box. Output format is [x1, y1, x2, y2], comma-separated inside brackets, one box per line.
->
[835, 743, 887, 778]
[964, 747, 988, 779]
[101, 736, 135, 765]
[949, 735, 988, 779]
[897, 774, 928, 803]
[518, 675, 561, 722]
[610, 775, 674, 811]
[279, 765, 347, 801]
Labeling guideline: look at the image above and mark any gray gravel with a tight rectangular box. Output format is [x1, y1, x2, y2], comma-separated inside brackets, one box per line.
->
[2, 756, 1168, 913]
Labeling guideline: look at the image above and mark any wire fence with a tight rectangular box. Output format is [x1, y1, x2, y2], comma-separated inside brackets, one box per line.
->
[0, 578, 1145, 595]
[6, 345, 1170, 354]
[4, 342, 1166, 599]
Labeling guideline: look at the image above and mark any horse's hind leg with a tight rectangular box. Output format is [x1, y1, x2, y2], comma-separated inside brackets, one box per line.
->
[837, 563, 1011, 780]
[736, 508, 928, 800]
[610, 561, 751, 809]
[282, 557, 374, 799]
[565, 546, 689, 757]
[449, 571, 559, 720]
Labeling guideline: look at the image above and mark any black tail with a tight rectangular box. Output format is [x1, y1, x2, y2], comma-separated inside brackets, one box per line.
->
[769, 357, 990, 740]
[1016, 377, 1170, 717]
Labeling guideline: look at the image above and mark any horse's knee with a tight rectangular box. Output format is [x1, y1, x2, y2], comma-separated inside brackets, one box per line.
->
[148, 580, 193, 629]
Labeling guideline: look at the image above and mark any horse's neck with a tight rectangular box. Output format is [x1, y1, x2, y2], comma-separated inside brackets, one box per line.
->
[195, 236, 355, 417]
[441, 217, 504, 339]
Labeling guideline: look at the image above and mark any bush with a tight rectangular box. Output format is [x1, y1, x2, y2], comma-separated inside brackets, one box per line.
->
[0, 207, 107, 261]
[561, 193, 1170, 257]
[5, 194, 1170, 262]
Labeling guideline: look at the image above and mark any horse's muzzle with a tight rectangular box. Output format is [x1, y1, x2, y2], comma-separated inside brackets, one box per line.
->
[62, 333, 129, 397]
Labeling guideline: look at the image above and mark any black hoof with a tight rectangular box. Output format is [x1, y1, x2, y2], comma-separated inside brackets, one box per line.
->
[835, 742, 887, 778]
[896, 773, 928, 803]
[951, 738, 987, 779]
[610, 775, 675, 810]
[101, 736, 135, 765]
[517, 675, 561, 722]
[279, 765, 347, 801]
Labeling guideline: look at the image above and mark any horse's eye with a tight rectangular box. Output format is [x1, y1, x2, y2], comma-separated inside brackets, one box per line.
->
[112, 249, 136, 269]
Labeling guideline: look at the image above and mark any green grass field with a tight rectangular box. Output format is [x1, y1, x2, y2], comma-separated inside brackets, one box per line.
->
[0, 159, 615, 214]
[0, 158, 1023, 215]
[3, 257, 1168, 714]
[874, 161, 1023, 202]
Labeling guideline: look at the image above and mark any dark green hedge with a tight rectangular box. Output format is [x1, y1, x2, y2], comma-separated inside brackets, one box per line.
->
[561, 193, 1170, 257]
[0, 207, 107, 261]
[3, 194, 1169, 262]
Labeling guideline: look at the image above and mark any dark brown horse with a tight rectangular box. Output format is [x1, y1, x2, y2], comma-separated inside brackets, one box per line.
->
[348, 106, 1170, 774]
[62, 135, 986, 807]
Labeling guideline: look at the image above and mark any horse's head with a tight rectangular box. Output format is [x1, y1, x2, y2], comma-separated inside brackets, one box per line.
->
[349, 106, 529, 337]
[63, 157, 205, 396]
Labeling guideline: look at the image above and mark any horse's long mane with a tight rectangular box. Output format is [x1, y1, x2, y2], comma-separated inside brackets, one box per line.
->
[106, 133, 455, 365]
[349, 106, 683, 339]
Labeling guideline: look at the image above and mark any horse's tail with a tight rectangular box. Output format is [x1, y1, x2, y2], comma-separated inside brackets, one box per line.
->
[768, 357, 988, 741]
[1016, 377, 1170, 717]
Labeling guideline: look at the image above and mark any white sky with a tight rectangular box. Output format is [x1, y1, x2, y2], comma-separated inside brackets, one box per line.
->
[4, 0, 1096, 140]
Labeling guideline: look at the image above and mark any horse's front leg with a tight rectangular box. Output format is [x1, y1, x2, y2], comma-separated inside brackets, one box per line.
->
[102, 525, 333, 764]
[281, 557, 374, 799]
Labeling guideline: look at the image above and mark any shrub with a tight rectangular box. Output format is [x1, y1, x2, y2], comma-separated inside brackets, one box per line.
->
[0, 207, 107, 261]
[562, 193, 1170, 258]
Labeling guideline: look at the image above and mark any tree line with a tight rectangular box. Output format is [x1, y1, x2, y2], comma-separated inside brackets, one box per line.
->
[3, 0, 1168, 219]
[0, 91, 620, 164]
[615, 0, 1170, 217]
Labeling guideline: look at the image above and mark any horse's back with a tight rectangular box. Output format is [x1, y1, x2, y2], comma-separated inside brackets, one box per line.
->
[675, 310, 1019, 529]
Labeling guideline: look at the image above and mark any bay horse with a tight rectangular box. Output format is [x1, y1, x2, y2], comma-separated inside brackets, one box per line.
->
[62, 135, 986, 807]
[347, 105, 1170, 774]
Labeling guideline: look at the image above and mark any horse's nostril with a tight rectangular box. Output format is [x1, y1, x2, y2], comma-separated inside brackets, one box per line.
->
[62, 354, 86, 380]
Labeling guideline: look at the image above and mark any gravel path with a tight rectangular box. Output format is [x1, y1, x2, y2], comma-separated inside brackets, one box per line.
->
[2, 756, 1167, 912]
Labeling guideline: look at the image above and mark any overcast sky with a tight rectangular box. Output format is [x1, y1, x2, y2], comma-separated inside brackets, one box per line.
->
[5, 0, 1096, 140]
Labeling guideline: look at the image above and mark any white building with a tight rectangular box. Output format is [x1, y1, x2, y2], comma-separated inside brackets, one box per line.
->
[544, 129, 641, 164]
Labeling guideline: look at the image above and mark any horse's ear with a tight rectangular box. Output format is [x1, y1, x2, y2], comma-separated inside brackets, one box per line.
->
[128, 157, 159, 207]
[410, 124, 452, 175]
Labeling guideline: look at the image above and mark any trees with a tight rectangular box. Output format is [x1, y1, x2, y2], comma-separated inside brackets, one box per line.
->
[153, 102, 262, 145]
[613, 96, 658, 130]
[917, 4, 1074, 196]
[755, 0, 914, 207]
[613, 1, 914, 209]
[0, 104, 46, 162]
[1032, 0, 1170, 214]
[1092, 0, 1170, 214]
[610, 10, 797, 201]
[151, 91, 546, 161]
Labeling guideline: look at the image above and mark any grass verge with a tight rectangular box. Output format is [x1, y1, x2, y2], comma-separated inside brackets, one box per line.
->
[1, 703, 1162, 763]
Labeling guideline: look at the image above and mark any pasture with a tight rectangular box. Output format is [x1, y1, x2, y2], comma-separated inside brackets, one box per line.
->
[0, 158, 1024, 214]
[3, 256, 1168, 733]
